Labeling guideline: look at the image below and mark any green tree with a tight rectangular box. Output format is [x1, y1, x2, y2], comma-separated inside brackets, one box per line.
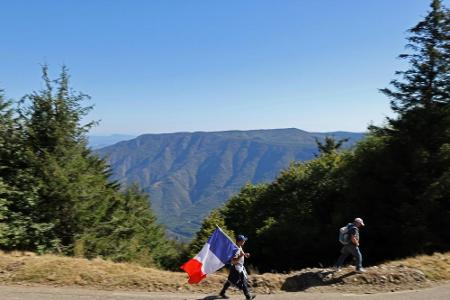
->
[220, 153, 345, 272]
[186, 209, 235, 260]
[213, 0, 450, 272]
[76, 184, 177, 267]
[380, 0, 450, 115]
[222, 183, 268, 241]
[18, 66, 96, 249]
[12, 67, 176, 267]
[373, 0, 450, 253]
[0, 90, 54, 250]
[315, 136, 349, 156]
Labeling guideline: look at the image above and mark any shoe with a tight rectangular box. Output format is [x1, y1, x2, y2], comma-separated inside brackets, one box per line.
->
[246, 295, 256, 300]
[333, 266, 341, 272]
[219, 292, 229, 299]
[356, 268, 366, 273]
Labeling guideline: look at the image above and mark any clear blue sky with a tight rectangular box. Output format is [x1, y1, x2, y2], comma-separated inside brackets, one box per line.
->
[1, 0, 447, 135]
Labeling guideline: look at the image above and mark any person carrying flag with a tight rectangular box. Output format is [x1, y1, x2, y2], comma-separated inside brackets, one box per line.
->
[180, 227, 239, 284]
[219, 234, 255, 300]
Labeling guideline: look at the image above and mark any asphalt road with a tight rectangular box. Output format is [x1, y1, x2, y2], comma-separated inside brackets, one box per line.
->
[0, 284, 449, 300]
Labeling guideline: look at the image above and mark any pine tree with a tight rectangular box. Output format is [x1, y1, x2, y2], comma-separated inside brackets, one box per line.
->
[18, 66, 96, 250]
[315, 136, 349, 156]
[0, 90, 54, 250]
[186, 209, 234, 259]
[13, 67, 176, 266]
[380, 0, 450, 115]
[369, 0, 450, 254]
[376, 0, 450, 146]
[75, 184, 177, 267]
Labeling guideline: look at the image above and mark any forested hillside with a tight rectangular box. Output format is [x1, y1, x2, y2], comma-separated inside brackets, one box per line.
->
[187, 0, 450, 272]
[98, 129, 363, 238]
[0, 67, 178, 269]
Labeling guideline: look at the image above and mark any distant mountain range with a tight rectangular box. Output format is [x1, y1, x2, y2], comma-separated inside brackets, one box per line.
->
[96, 128, 365, 239]
[88, 134, 136, 149]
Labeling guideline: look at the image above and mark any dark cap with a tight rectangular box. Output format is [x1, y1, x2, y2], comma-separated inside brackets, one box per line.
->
[236, 234, 248, 241]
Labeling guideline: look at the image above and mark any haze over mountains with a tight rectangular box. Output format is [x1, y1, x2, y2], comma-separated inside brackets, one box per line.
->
[97, 128, 364, 239]
[89, 134, 136, 149]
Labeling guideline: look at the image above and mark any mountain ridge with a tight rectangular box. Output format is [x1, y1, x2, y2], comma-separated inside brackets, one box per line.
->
[88, 134, 136, 149]
[97, 128, 365, 238]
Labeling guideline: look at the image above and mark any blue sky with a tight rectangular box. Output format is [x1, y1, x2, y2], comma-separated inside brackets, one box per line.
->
[1, 0, 447, 135]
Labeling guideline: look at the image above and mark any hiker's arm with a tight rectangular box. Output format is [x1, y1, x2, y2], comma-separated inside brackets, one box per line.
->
[351, 234, 359, 246]
[231, 251, 245, 264]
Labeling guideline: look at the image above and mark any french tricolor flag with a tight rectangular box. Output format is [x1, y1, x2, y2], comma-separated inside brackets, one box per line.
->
[180, 227, 238, 283]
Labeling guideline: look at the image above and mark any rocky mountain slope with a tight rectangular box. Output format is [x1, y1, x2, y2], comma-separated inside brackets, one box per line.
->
[97, 128, 364, 238]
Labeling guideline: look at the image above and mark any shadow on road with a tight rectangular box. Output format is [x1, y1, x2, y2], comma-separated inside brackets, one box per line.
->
[197, 295, 224, 300]
[281, 270, 356, 292]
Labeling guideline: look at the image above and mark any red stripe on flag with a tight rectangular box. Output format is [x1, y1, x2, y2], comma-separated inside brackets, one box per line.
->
[180, 258, 206, 284]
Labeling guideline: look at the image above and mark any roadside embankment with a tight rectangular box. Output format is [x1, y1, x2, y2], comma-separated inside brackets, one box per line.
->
[0, 251, 448, 294]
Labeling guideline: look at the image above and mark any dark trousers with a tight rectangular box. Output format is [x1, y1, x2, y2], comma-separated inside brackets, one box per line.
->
[220, 267, 251, 298]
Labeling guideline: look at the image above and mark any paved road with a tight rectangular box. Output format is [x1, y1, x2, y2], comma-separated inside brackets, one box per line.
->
[0, 284, 449, 300]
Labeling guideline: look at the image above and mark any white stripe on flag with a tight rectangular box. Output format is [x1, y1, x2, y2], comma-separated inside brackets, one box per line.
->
[194, 242, 224, 274]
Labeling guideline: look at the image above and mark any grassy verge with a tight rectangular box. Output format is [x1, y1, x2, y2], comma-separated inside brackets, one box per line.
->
[389, 252, 450, 281]
[0, 250, 449, 293]
[0, 251, 202, 292]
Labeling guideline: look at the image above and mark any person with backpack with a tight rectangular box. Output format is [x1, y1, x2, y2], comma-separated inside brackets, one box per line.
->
[335, 217, 365, 273]
[219, 234, 256, 300]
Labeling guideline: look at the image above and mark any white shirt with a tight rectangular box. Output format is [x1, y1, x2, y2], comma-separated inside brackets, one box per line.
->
[234, 246, 245, 272]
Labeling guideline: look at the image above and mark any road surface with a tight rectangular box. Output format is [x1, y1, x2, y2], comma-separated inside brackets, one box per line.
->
[0, 284, 449, 300]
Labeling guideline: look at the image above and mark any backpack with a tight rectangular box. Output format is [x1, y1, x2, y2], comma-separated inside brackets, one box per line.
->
[338, 224, 351, 245]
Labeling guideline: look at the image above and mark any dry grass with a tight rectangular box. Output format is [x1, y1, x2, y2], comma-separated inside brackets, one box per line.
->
[0, 250, 449, 293]
[387, 252, 450, 281]
[0, 250, 226, 292]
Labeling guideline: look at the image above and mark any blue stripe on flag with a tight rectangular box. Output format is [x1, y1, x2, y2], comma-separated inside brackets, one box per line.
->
[208, 228, 239, 264]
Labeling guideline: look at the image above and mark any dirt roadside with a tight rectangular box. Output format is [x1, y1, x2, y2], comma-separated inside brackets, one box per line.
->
[0, 251, 449, 296]
[0, 283, 449, 300]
